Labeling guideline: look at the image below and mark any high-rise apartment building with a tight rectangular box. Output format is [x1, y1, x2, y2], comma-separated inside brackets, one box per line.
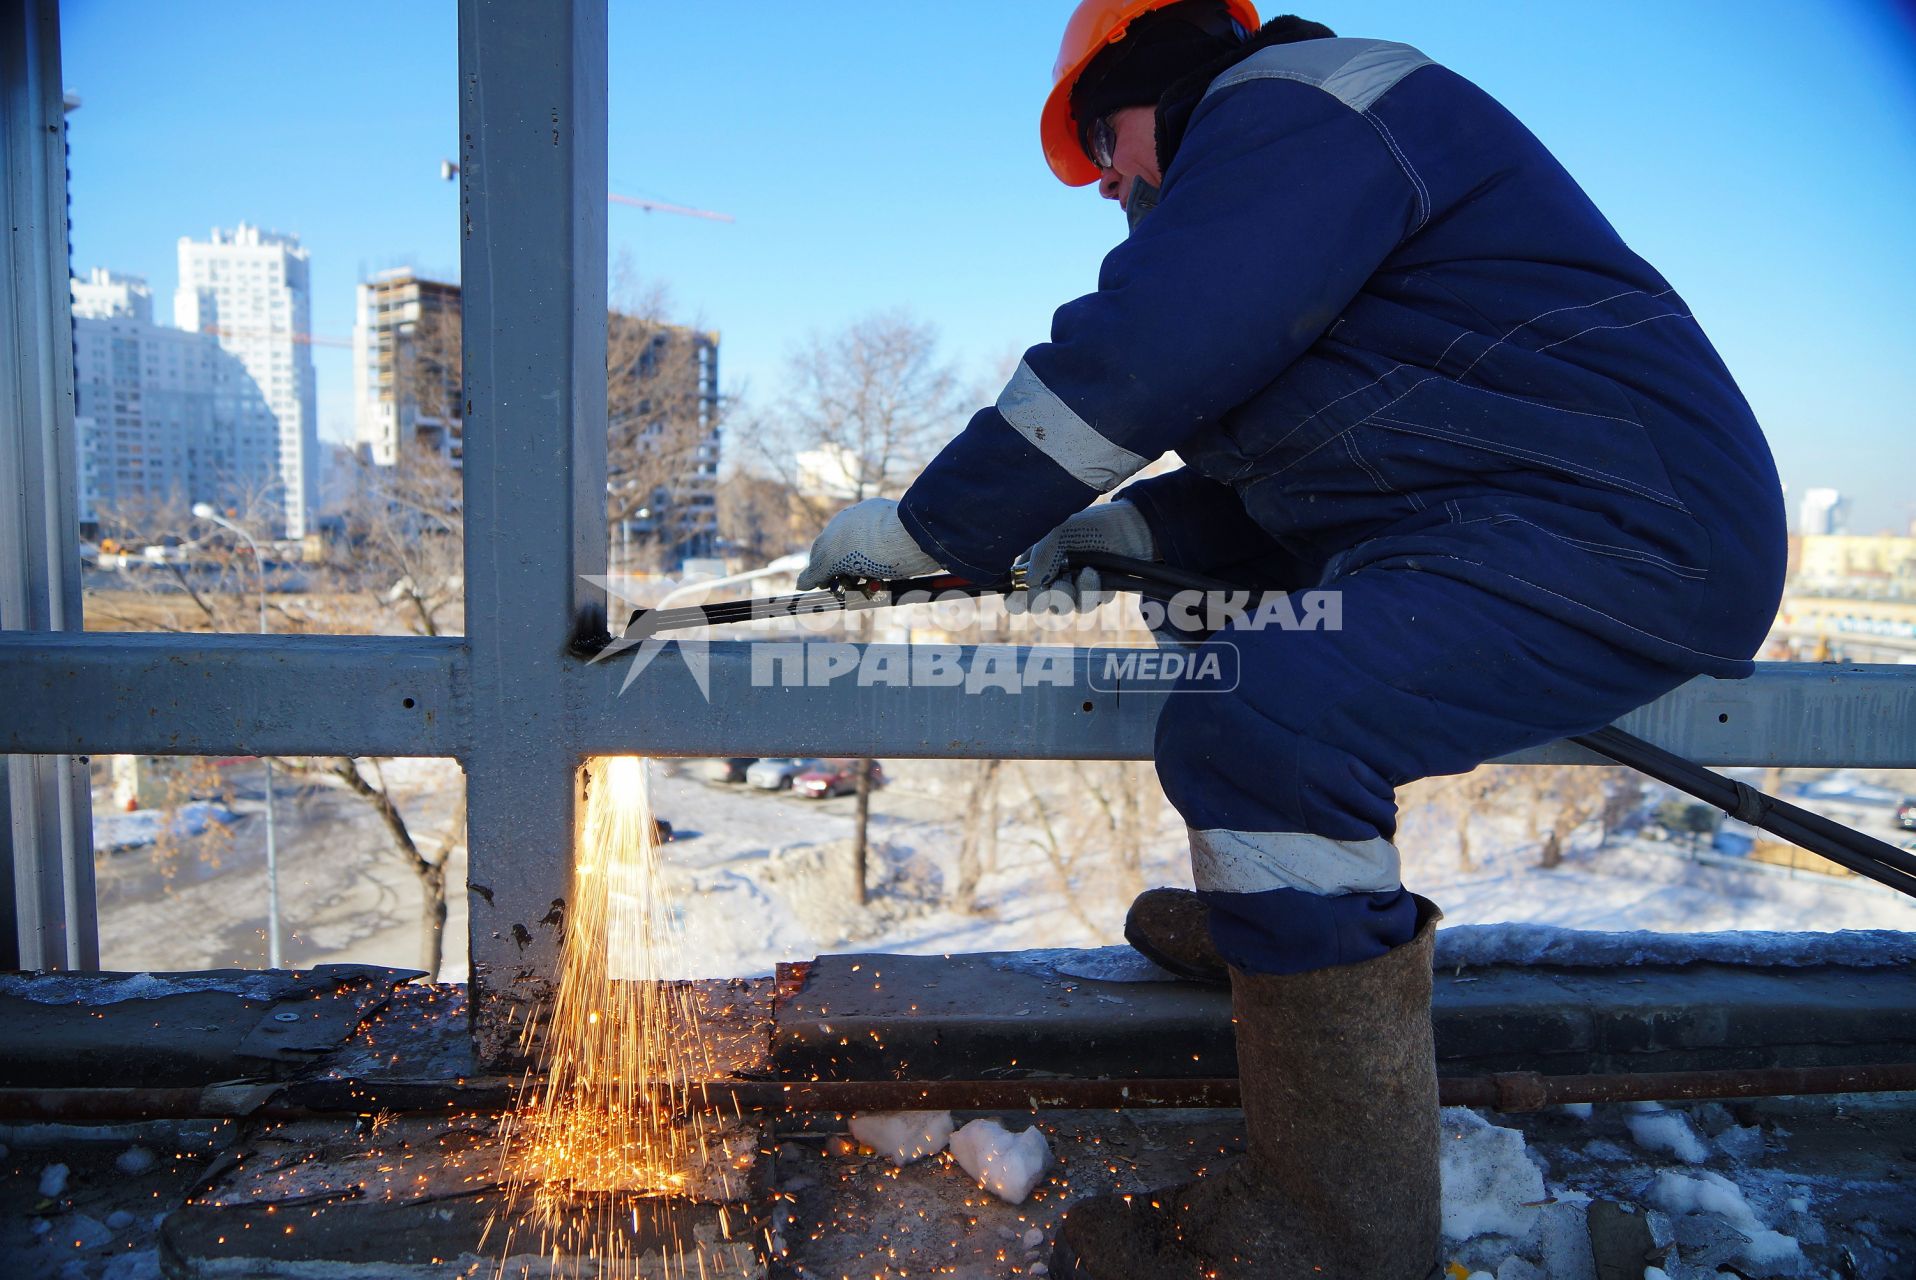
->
[70, 268, 274, 530]
[174, 225, 320, 537]
[1798, 487, 1849, 537]
[352, 268, 463, 467]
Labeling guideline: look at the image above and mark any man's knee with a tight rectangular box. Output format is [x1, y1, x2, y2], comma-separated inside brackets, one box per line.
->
[1203, 885, 1417, 974]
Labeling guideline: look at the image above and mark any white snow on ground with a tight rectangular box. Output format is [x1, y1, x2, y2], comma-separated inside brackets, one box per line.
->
[1439, 1108, 1549, 1240]
[847, 1111, 954, 1167]
[1647, 1169, 1804, 1271]
[1435, 1102, 1856, 1278]
[645, 763, 1916, 981]
[947, 1118, 1053, 1205]
[1624, 1106, 1710, 1165]
[92, 801, 236, 854]
[1433, 922, 1916, 968]
[0, 971, 287, 1006]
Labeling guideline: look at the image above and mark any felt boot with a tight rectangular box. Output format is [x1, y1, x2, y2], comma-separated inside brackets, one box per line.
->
[1123, 886, 1227, 984]
[1055, 895, 1444, 1280]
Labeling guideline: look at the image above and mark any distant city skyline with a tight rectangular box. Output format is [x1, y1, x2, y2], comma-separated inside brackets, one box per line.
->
[59, 1, 1916, 532]
[70, 224, 318, 538]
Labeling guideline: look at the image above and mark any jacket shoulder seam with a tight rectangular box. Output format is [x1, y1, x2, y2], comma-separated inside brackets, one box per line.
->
[1203, 39, 1435, 113]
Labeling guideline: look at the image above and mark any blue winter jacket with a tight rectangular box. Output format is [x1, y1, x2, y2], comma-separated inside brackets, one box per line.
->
[898, 36, 1787, 678]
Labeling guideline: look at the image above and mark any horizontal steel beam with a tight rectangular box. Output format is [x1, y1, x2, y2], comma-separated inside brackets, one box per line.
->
[0, 631, 465, 758]
[1583, 660, 1916, 769]
[3, 631, 1914, 768]
[568, 642, 1150, 759]
[579, 646, 1916, 768]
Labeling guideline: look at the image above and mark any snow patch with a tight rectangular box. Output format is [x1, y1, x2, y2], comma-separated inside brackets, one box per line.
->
[1648, 1169, 1801, 1272]
[1439, 1108, 1547, 1241]
[98, 1251, 162, 1280]
[1716, 1124, 1766, 1162]
[93, 800, 237, 853]
[1435, 923, 1916, 970]
[0, 971, 289, 1006]
[115, 1145, 156, 1175]
[60, 1212, 114, 1249]
[948, 1119, 1052, 1205]
[847, 1111, 953, 1166]
[995, 946, 1179, 984]
[1625, 1111, 1709, 1164]
[38, 1163, 69, 1197]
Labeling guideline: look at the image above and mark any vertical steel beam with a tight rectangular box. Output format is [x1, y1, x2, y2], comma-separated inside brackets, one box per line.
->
[458, 0, 608, 1063]
[0, 0, 95, 971]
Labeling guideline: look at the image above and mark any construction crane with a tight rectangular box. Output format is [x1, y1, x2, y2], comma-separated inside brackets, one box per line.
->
[439, 159, 734, 223]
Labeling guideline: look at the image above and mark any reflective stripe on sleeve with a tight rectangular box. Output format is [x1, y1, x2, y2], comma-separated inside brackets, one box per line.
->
[1189, 826, 1402, 896]
[995, 361, 1149, 494]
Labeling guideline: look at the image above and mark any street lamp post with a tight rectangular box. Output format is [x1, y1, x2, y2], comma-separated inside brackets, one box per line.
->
[192, 503, 281, 968]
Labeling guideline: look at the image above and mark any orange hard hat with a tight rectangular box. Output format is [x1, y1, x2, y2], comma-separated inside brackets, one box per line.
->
[1042, 0, 1260, 186]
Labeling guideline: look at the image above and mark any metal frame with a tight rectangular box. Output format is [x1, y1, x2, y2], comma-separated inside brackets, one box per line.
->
[2, 0, 94, 971]
[3, 0, 1915, 1057]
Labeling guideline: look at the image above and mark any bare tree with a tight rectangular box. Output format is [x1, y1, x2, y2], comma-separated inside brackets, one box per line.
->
[1405, 767, 1520, 873]
[715, 464, 800, 565]
[759, 311, 966, 900]
[271, 757, 466, 979]
[142, 758, 238, 888]
[1000, 760, 1165, 931]
[1406, 761, 1641, 873]
[90, 486, 311, 634]
[331, 442, 464, 637]
[953, 760, 1003, 914]
[1014, 764, 1103, 933]
[774, 309, 964, 528]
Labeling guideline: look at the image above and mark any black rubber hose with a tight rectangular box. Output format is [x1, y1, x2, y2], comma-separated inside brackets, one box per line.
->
[1576, 727, 1916, 897]
[1071, 554, 1916, 900]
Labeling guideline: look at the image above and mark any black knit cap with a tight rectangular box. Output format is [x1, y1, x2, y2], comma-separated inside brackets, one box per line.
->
[1068, 0, 1248, 146]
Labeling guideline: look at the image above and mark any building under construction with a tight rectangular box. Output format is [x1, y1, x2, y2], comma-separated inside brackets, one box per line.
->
[352, 267, 466, 469]
[4, 3, 1916, 1278]
[353, 267, 721, 567]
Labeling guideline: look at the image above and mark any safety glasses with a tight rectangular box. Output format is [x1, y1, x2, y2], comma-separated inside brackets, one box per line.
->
[1084, 115, 1118, 171]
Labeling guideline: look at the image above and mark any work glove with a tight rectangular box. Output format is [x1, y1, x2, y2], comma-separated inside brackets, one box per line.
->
[797, 498, 946, 590]
[1011, 499, 1157, 613]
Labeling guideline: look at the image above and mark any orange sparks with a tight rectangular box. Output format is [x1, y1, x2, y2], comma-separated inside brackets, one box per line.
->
[493, 757, 752, 1279]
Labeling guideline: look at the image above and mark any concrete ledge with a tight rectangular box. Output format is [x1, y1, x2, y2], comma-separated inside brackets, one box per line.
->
[772, 949, 1916, 1082]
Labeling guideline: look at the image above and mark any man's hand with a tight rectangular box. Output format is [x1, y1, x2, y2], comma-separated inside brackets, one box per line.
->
[1012, 498, 1157, 612]
[798, 498, 947, 590]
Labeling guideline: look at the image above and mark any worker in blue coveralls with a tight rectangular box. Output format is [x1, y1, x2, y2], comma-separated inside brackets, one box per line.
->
[798, 4, 1787, 1276]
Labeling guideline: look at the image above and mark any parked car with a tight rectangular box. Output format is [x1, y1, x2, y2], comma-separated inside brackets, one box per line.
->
[745, 757, 823, 791]
[1897, 798, 1916, 832]
[707, 757, 757, 784]
[794, 759, 886, 799]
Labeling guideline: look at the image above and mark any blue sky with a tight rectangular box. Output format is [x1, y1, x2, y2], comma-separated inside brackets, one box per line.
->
[61, 0, 1916, 532]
